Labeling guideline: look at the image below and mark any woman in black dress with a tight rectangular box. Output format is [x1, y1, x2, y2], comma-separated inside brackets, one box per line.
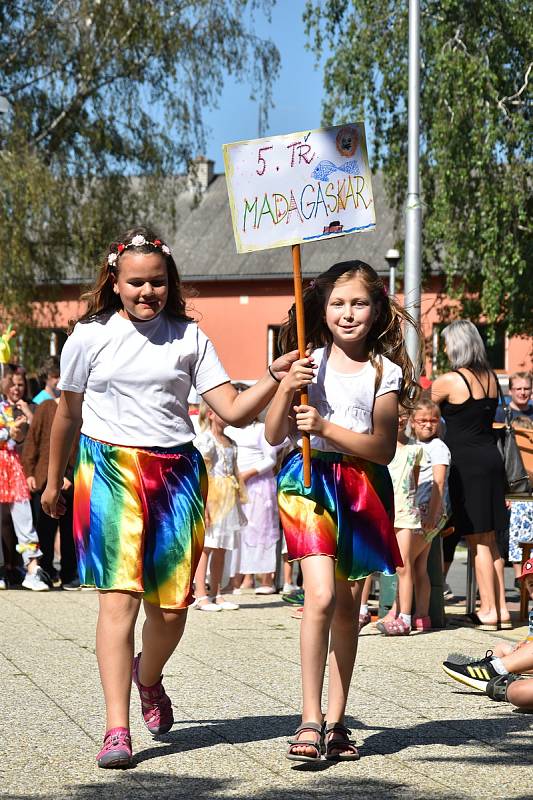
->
[432, 320, 510, 630]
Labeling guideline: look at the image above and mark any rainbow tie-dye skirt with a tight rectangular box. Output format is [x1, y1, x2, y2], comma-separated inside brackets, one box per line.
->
[74, 434, 207, 608]
[277, 449, 401, 581]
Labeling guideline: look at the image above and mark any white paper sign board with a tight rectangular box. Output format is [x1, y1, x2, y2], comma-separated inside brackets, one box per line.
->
[223, 123, 375, 254]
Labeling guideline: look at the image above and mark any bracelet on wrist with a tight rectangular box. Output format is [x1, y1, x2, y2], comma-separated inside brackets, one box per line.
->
[268, 365, 281, 384]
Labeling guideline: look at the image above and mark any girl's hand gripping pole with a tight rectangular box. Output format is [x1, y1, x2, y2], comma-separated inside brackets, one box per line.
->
[292, 244, 312, 488]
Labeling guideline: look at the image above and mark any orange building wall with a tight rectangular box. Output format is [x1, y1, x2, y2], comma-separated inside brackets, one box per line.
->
[506, 336, 533, 372]
[33, 278, 532, 381]
[186, 280, 295, 380]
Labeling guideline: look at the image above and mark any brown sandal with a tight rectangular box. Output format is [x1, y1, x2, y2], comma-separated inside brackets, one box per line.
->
[286, 721, 324, 762]
[324, 722, 360, 761]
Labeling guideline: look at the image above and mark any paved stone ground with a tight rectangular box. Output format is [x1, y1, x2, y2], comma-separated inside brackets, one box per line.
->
[1, 574, 532, 800]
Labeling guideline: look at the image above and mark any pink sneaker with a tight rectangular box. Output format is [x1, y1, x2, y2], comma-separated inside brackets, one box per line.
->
[379, 617, 411, 636]
[375, 612, 396, 634]
[358, 610, 372, 632]
[132, 653, 174, 734]
[414, 615, 432, 632]
[96, 727, 132, 768]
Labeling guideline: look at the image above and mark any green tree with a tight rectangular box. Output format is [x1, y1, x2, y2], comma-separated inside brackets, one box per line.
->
[0, 0, 279, 369]
[305, 0, 532, 336]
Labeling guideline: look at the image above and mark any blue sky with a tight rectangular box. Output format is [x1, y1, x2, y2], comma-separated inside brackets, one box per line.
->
[202, 1, 326, 172]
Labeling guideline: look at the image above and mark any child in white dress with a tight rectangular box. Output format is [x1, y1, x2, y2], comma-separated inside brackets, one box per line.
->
[194, 402, 245, 611]
[226, 417, 281, 594]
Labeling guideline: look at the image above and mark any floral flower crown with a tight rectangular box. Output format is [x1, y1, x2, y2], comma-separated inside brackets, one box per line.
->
[107, 234, 171, 267]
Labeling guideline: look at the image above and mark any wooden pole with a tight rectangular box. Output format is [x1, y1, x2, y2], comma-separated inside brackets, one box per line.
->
[292, 244, 312, 488]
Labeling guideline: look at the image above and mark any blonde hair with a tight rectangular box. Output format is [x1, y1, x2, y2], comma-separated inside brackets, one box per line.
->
[509, 371, 532, 389]
[278, 260, 421, 407]
[198, 400, 210, 432]
[412, 397, 440, 418]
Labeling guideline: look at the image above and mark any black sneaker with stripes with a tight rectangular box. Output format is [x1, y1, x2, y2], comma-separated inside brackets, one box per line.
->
[442, 650, 500, 691]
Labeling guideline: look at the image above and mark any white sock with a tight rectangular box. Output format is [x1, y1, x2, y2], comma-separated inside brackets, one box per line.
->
[360, 604, 369, 615]
[490, 657, 509, 675]
[399, 613, 412, 626]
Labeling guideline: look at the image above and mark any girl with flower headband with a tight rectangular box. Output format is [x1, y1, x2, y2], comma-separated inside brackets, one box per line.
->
[265, 260, 420, 762]
[41, 225, 298, 768]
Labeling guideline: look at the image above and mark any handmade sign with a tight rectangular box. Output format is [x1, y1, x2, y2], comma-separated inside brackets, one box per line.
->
[223, 123, 374, 486]
[223, 123, 374, 254]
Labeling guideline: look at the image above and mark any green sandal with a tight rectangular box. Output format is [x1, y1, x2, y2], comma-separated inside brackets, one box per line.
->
[286, 721, 324, 762]
[324, 722, 360, 761]
[486, 673, 522, 702]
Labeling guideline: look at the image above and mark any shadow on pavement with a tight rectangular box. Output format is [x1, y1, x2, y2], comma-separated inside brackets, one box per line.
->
[5, 709, 533, 800]
[232, 600, 291, 610]
[355, 712, 533, 766]
[4, 713, 533, 799]
[6, 775, 531, 800]
[135, 713, 299, 763]
[131, 711, 533, 769]
[127, 711, 533, 768]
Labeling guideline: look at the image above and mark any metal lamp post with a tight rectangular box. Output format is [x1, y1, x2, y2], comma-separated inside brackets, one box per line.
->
[381, 3, 446, 628]
[378, 247, 401, 618]
[385, 248, 400, 298]
[405, 3, 444, 628]
[404, 0, 422, 367]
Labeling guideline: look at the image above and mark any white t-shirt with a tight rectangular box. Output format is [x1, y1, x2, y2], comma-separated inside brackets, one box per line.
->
[225, 421, 278, 475]
[416, 437, 451, 512]
[293, 347, 403, 453]
[58, 312, 229, 447]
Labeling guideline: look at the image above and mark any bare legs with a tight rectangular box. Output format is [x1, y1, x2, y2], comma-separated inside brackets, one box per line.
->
[256, 572, 275, 589]
[507, 680, 533, 709]
[239, 574, 254, 589]
[327, 579, 362, 722]
[291, 555, 361, 756]
[493, 554, 511, 624]
[97, 591, 141, 730]
[395, 529, 431, 619]
[360, 574, 373, 608]
[283, 555, 294, 588]
[232, 572, 275, 590]
[194, 546, 226, 605]
[299, 556, 336, 725]
[96, 591, 187, 731]
[468, 531, 510, 625]
[478, 641, 533, 709]
[500, 641, 533, 709]
[138, 603, 188, 685]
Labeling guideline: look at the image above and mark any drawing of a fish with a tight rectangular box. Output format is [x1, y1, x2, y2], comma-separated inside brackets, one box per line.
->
[312, 159, 359, 182]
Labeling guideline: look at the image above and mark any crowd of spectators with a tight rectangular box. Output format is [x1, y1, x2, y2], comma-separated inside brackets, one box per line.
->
[1, 346, 532, 652]
[0, 357, 80, 591]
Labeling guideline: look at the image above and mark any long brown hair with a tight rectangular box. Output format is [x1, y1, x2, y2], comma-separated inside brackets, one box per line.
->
[278, 260, 421, 407]
[75, 225, 191, 327]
